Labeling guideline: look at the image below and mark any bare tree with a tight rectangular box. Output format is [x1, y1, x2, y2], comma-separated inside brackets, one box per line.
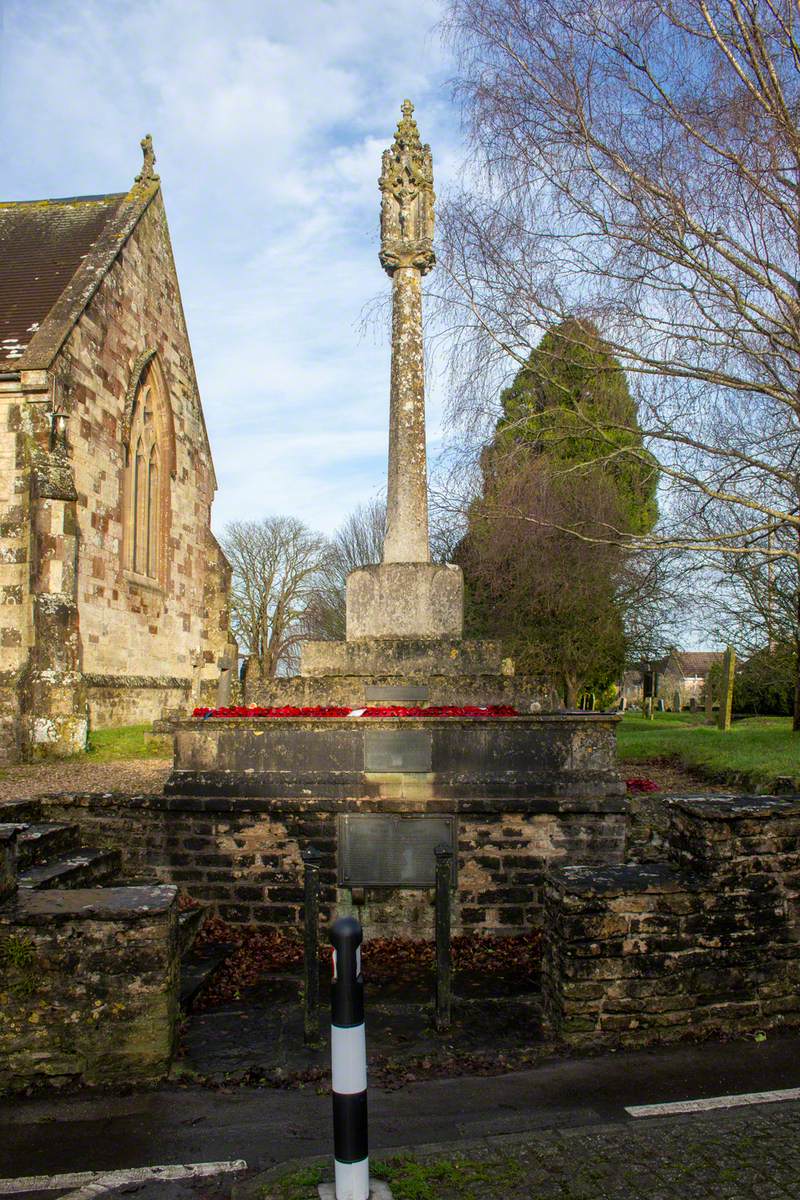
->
[439, 0, 800, 727]
[683, 492, 800, 655]
[302, 499, 386, 641]
[220, 516, 332, 678]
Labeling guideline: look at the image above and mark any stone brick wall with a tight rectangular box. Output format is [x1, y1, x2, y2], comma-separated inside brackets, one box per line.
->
[0, 879, 179, 1094]
[39, 790, 626, 937]
[543, 796, 800, 1048]
[86, 675, 191, 727]
[0, 379, 34, 759]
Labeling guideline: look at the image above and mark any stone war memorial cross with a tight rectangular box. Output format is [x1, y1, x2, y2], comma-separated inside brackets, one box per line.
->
[167, 102, 625, 943]
[345, 100, 464, 642]
[380, 97, 435, 564]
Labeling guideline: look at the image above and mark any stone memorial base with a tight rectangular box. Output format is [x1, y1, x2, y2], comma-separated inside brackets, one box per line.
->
[346, 561, 464, 639]
[246, 635, 530, 709]
[300, 636, 507, 678]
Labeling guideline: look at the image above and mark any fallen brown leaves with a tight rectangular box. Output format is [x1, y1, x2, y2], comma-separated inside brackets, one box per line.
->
[191, 916, 542, 1009]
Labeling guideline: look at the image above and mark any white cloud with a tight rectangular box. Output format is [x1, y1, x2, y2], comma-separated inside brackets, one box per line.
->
[2, 0, 461, 536]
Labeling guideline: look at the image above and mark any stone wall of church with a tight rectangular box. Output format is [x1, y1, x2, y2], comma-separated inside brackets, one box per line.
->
[0, 380, 36, 761]
[85, 676, 192, 728]
[52, 191, 224, 728]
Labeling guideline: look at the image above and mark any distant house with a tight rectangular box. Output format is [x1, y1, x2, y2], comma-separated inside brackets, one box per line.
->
[0, 137, 234, 761]
[622, 650, 724, 709]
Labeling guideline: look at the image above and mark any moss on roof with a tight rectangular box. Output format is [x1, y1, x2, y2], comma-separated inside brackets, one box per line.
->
[0, 192, 127, 364]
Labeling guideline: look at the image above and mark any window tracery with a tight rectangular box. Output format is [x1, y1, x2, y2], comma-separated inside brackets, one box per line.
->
[124, 359, 172, 584]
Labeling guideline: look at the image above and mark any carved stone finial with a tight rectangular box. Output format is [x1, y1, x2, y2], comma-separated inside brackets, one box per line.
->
[135, 133, 160, 184]
[379, 100, 435, 275]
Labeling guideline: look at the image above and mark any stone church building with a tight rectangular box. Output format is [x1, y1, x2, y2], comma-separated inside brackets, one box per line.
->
[0, 137, 233, 762]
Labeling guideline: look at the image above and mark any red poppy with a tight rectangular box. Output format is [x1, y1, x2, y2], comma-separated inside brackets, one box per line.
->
[192, 704, 519, 719]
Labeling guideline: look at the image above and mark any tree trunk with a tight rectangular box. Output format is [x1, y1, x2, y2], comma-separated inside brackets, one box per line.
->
[563, 675, 579, 709]
[793, 630, 800, 732]
[793, 586, 800, 732]
[794, 534, 800, 733]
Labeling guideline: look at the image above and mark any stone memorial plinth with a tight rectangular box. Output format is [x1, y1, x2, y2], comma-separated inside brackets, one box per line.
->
[167, 712, 623, 799]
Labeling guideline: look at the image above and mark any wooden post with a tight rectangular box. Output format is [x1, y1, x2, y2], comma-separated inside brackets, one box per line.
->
[434, 843, 453, 1033]
[302, 845, 322, 1045]
[717, 645, 736, 732]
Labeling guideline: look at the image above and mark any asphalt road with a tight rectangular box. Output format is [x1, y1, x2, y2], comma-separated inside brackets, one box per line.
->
[3, 1033, 800, 1184]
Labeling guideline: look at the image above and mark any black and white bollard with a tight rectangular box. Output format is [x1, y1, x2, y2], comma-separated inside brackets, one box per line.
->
[330, 916, 369, 1200]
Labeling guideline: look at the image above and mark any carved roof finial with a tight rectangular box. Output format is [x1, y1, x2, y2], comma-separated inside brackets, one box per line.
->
[135, 133, 159, 184]
[394, 99, 424, 153]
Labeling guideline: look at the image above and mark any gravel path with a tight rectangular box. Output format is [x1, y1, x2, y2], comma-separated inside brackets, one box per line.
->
[0, 755, 725, 806]
[0, 759, 171, 802]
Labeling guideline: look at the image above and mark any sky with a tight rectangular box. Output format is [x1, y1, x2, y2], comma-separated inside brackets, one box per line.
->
[1, 0, 464, 537]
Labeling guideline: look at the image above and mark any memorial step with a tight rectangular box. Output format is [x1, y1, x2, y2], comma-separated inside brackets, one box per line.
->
[0, 799, 43, 825]
[178, 905, 206, 957]
[17, 822, 82, 870]
[18, 847, 121, 890]
[180, 944, 232, 1011]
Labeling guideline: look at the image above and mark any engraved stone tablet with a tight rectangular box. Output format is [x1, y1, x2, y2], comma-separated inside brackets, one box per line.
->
[365, 685, 429, 704]
[338, 814, 457, 887]
[364, 729, 432, 772]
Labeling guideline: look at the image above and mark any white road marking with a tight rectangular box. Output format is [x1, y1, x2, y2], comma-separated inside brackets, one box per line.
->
[626, 1086, 800, 1118]
[0, 1160, 247, 1195]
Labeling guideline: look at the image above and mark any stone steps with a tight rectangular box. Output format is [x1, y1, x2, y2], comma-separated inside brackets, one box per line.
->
[177, 905, 230, 1010]
[0, 799, 43, 824]
[180, 944, 231, 1011]
[178, 905, 205, 956]
[1, 803, 222, 1017]
[18, 847, 122, 891]
[17, 822, 82, 870]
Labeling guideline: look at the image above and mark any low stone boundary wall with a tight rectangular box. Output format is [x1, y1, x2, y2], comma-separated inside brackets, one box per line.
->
[85, 674, 191, 729]
[0, 862, 179, 1092]
[39, 791, 626, 936]
[543, 797, 800, 1047]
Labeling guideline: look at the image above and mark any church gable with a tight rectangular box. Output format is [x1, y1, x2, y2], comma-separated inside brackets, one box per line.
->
[0, 137, 232, 762]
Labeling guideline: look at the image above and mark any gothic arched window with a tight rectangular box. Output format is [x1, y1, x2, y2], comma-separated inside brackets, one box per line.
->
[124, 358, 174, 584]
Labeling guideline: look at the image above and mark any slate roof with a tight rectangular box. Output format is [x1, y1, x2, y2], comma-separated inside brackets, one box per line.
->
[628, 651, 723, 679]
[0, 174, 160, 372]
[0, 194, 127, 365]
[673, 651, 723, 678]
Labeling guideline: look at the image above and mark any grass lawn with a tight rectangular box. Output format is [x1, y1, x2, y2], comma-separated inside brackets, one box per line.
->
[85, 723, 170, 761]
[617, 711, 799, 791]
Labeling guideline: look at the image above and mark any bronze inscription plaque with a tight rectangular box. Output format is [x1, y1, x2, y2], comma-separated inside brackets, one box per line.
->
[338, 814, 457, 887]
[364, 729, 432, 772]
